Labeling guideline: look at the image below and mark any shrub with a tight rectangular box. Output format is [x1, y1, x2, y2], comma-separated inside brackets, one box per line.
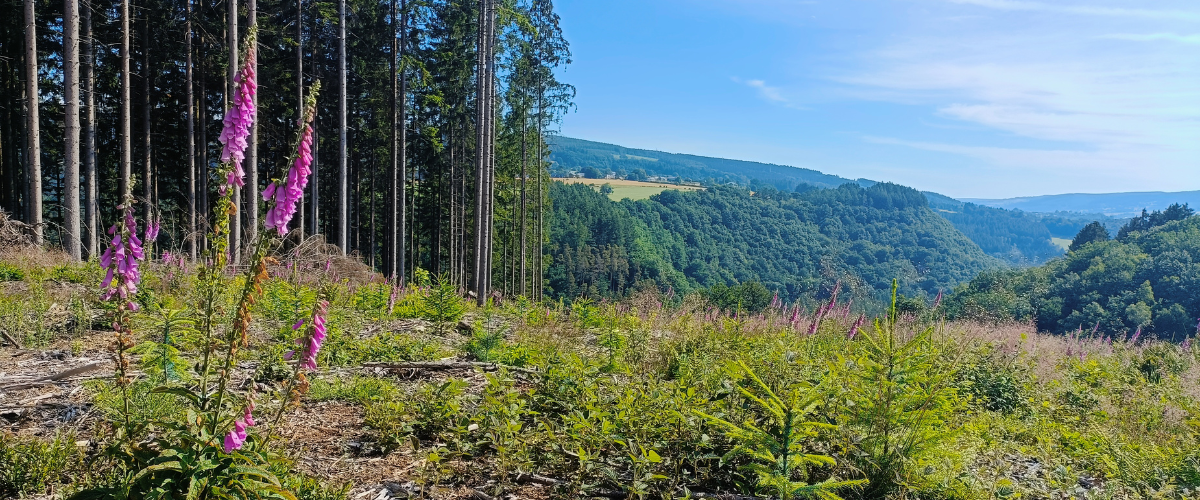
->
[0, 262, 23, 281]
[0, 433, 87, 497]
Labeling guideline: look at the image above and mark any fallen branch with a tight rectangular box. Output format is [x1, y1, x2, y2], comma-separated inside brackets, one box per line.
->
[512, 473, 623, 499]
[511, 473, 767, 500]
[362, 360, 538, 375]
[0, 361, 107, 392]
[0, 329, 21, 349]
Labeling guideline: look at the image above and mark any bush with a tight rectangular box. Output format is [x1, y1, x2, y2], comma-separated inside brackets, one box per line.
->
[0, 262, 25, 281]
[0, 433, 87, 497]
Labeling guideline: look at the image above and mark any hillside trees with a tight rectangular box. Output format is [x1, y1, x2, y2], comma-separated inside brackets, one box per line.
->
[0, 0, 571, 299]
[948, 213, 1200, 340]
[547, 182, 1002, 306]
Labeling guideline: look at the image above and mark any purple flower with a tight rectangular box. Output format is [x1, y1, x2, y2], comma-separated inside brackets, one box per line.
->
[1130, 326, 1142, 345]
[223, 402, 256, 453]
[100, 205, 145, 310]
[145, 218, 161, 243]
[263, 123, 316, 235]
[848, 314, 865, 340]
[1182, 337, 1192, 353]
[932, 290, 943, 310]
[218, 43, 257, 194]
[298, 300, 329, 371]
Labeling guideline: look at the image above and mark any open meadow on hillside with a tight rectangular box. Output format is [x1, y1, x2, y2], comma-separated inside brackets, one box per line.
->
[553, 178, 704, 201]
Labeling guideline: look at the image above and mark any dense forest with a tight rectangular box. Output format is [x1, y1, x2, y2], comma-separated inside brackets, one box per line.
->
[0, 0, 573, 303]
[947, 204, 1200, 340]
[547, 181, 1002, 307]
[550, 136, 1088, 266]
[547, 136, 866, 190]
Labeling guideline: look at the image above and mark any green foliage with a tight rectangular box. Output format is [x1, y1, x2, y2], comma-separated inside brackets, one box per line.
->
[949, 215, 1200, 339]
[0, 433, 88, 497]
[707, 281, 772, 314]
[421, 273, 466, 332]
[832, 281, 962, 497]
[1070, 221, 1111, 251]
[548, 182, 1002, 305]
[0, 261, 23, 281]
[696, 361, 865, 500]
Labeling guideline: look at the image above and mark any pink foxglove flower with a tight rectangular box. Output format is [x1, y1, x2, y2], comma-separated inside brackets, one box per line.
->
[848, 314, 865, 340]
[292, 300, 329, 371]
[1130, 326, 1142, 344]
[100, 205, 145, 310]
[223, 402, 257, 453]
[145, 218, 161, 243]
[218, 41, 258, 194]
[263, 124, 314, 235]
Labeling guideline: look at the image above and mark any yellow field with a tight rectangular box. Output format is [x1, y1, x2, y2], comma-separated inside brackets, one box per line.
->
[554, 178, 704, 201]
[1051, 237, 1072, 251]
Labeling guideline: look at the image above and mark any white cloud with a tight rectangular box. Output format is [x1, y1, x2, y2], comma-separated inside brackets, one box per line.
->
[945, 0, 1200, 20]
[832, 0, 1200, 192]
[733, 77, 806, 108]
[1104, 32, 1200, 43]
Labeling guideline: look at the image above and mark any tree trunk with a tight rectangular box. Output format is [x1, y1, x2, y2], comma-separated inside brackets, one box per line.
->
[398, 0, 407, 283]
[121, 0, 131, 200]
[229, 0, 240, 262]
[519, 102, 527, 296]
[337, 0, 347, 254]
[83, 0, 97, 258]
[186, 0, 196, 259]
[199, 31, 208, 252]
[388, 0, 396, 277]
[296, 0, 304, 242]
[246, 0, 258, 244]
[24, 0, 42, 244]
[142, 7, 152, 228]
[63, 0, 81, 260]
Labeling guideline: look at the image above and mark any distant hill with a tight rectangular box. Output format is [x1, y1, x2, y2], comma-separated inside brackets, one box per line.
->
[549, 182, 1003, 307]
[549, 136, 1066, 266]
[547, 136, 871, 190]
[964, 191, 1200, 217]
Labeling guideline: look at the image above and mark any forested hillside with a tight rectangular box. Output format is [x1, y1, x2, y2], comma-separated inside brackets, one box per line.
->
[548, 181, 1002, 306]
[966, 190, 1200, 217]
[552, 136, 1070, 266]
[947, 206, 1200, 339]
[547, 136, 865, 190]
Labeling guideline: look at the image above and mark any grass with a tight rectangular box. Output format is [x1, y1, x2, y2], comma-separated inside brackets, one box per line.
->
[1051, 237, 1072, 251]
[554, 177, 704, 201]
[2, 252, 1199, 499]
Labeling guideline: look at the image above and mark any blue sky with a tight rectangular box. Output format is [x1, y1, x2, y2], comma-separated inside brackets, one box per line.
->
[552, 0, 1200, 199]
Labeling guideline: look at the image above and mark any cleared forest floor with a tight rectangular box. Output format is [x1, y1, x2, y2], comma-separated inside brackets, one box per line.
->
[2, 247, 1199, 500]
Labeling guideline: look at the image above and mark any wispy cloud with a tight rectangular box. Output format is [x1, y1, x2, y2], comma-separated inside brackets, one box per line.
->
[1103, 32, 1200, 43]
[733, 77, 805, 108]
[945, 0, 1200, 20]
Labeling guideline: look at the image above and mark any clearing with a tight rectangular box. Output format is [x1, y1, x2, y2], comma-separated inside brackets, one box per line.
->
[553, 177, 704, 201]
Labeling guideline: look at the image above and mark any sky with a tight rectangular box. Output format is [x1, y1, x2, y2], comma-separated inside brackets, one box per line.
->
[551, 0, 1200, 199]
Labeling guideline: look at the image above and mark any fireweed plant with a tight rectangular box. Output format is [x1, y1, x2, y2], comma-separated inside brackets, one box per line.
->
[72, 30, 327, 499]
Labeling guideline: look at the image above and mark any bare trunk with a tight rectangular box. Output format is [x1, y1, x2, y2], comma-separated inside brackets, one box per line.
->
[296, 0, 304, 242]
[199, 31, 208, 251]
[398, 0, 407, 283]
[337, 0, 347, 254]
[121, 0, 131, 200]
[246, 0, 258, 243]
[142, 8, 152, 228]
[64, 0, 80, 259]
[519, 105, 527, 296]
[388, 0, 396, 277]
[472, 0, 487, 304]
[229, 0, 240, 262]
[24, 0, 42, 244]
[186, 0, 196, 259]
[84, 0, 97, 258]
